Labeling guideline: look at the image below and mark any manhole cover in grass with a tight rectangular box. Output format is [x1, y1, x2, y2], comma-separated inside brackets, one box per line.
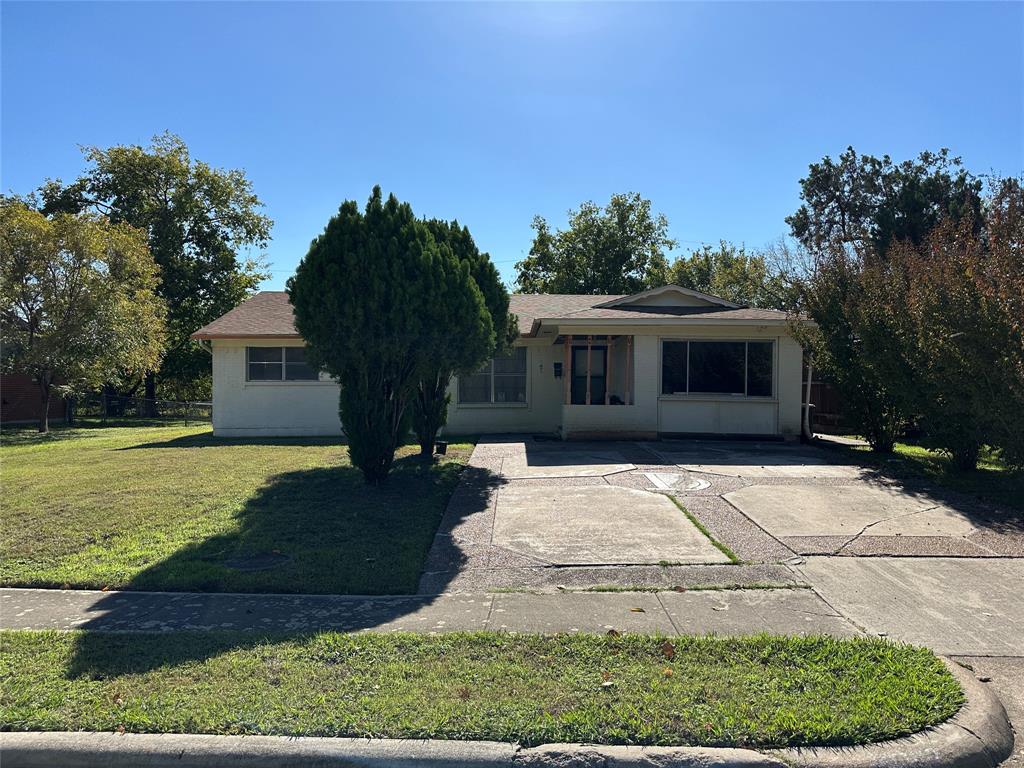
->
[223, 553, 291, 571]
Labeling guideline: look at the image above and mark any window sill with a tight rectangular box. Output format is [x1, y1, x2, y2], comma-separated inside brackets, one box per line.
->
[455, 402, 529, 409]
[244, 380, 337, 387]
[659, 395, 777, 403]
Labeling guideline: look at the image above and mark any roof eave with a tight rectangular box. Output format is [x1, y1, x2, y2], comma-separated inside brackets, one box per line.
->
[190, 332, 302, 341]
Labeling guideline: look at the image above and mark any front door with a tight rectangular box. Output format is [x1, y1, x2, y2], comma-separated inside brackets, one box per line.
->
[571, 345, 607, 405]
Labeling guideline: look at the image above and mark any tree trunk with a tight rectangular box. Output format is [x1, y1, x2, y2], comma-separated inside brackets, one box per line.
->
[951, 443, 980, 472]
[38, 378, 51, 434]
[143, 371, 158, 417]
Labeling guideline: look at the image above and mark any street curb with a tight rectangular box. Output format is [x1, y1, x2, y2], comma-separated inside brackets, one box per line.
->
[770, 659, 1015, 768]
[0, 660, 1012, 768]
[0, 733, 784, 767]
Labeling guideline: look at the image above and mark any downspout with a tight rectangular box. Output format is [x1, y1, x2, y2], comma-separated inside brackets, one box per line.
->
[802, 351, 814, 441]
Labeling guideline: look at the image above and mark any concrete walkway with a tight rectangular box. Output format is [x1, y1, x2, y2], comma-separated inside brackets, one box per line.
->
[0, 586, 858, 636]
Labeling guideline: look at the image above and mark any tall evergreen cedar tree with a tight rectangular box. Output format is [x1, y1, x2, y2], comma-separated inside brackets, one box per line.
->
[412, 219, 517, 457]
[38, 132, 271, 403]
[288, 188, 494, 484]
[0, 201, 166, 432]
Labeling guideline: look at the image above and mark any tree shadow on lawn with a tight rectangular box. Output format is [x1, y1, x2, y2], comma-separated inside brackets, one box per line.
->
[116, 432, 344, 449]
[63, 455, 505, 679]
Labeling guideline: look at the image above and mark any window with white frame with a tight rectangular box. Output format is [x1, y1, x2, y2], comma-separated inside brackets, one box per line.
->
[246, 347, 319, 381]
[661, 340, 773, 397]
[458, 347, 527, 404]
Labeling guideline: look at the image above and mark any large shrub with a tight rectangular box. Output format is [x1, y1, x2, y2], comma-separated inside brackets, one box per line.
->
[287, 188, 491, 484]
[410, 219, 515, 457]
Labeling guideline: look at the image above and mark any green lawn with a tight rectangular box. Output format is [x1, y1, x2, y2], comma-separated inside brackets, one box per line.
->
[0, 631, 963, 748]
[829, 439, 1023, 512]
[0, 424, 472, 594]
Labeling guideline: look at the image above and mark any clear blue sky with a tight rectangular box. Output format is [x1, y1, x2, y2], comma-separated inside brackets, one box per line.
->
[3, 1, 1021, 289]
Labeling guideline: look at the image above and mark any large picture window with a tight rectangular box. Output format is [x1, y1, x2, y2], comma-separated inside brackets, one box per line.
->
[246, 347, 319, 381]
[661, 340, 773, 397]
[459, 347, 527, 404]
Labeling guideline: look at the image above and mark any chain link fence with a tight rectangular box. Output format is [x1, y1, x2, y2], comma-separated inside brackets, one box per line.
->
[71, 394, 212, 426]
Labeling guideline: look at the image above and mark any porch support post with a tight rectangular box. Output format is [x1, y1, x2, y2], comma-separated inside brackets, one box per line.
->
[586, 336, 593, 405]
[563, 335, 571, 405]
[625, 335, 633, 405]
[605, 337, 613, 405]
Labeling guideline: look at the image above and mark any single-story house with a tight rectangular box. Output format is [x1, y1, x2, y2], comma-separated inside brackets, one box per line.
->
[191, 285, 807, 440]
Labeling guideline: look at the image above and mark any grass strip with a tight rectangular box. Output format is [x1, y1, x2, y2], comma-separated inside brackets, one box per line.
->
[669, 497, 740, 563]
[576, 583, 810, 593]
[0, 630, 963, 748]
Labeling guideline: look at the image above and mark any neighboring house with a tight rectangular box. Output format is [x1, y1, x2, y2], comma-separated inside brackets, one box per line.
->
[0, 374, 66, 425]
[191, 285, 806, 440]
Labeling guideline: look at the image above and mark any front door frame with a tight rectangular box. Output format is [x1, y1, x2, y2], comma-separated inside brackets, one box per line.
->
[571, 344, 607, 405]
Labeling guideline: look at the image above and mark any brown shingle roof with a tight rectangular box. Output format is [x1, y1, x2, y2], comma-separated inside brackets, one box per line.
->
[192, 290, 790, 340]
[192, 292, 298, 339]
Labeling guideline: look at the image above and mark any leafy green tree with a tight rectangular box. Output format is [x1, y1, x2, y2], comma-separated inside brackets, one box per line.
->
[790, 245, 908, 452]
[786, 147, 982, 256]
[515, 192, 675, 294]
[288, 188, 492, 484]
[38, 132, 271, 403]
[0, 201, 166, 432]
[411, 219, 516, 457]
[667, 241, 793, 309]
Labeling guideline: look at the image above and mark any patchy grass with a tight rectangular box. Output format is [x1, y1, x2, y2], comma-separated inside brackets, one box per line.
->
[0, 424, 473, 594]
[574, 583, 810, 594]
[0, 631, 963, 748]
[669, 497, 740, 563]
[825, 438, 1023, 512]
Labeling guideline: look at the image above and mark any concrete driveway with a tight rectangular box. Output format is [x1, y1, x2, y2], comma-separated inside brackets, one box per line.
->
[647, 439, 1023, 558]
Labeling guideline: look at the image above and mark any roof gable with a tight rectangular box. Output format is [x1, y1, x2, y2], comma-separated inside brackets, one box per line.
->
[593, 285, 741, 310]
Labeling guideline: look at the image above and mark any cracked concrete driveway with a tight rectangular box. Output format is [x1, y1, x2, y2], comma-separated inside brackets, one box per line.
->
[724, 484, 980, 538]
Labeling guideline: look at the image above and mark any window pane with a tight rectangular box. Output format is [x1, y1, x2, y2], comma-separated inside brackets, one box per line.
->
[248, 362, 282, 381]
[746, 342, 773, 397]
[248, 347, 282, 363]
[494, 374, 526, 403]
[661, 341, 688, 394]
[493, 347, 526, 374]
[284, 347, 308, 363]
[285, 362, 318, 381]
[689, 341, 745, 394]
[459, 373, 491, 403]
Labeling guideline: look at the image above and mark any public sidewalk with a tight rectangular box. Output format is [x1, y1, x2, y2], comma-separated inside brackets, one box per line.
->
[0, 586, 858, 636]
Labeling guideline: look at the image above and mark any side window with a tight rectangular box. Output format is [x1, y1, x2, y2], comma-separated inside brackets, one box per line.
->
[247, 347, 320, 381]
[247, 347, 283, 380]
[284, 347, 318, 380]
[458, 347, 527, 404]
[492, 347, 527, 403]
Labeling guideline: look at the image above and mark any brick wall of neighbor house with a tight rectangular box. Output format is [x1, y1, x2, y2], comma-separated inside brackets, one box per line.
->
[0, 374, 66, 424]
